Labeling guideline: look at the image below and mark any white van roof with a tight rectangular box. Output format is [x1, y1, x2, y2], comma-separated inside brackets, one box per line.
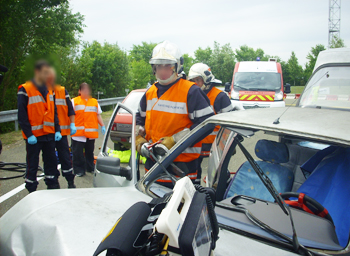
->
[313, 48, 350, 72]
[237, 61, 278, 73]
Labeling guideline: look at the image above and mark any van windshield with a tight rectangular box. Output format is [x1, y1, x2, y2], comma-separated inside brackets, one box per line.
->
[299, 66, 350, 111]
[234, 72, 281, 91]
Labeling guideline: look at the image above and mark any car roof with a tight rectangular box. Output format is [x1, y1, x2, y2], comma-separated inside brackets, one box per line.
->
[131, 89, 147, 92]
[206, 108, 350, 146]
[313, 48, 350, 72]
[237, 61, 278, 73]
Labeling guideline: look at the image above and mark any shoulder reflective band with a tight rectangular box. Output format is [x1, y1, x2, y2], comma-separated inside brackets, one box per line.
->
[17, 91, 28, 96]
[44, 121, 55, 127]
[55, 99, 67, 105]
[28, 95, 45, 104]
[189, 106, 213, 119]
[32, 125, 44, 130]
[75, 105, 86, 111]
[85, 106, 98, 112]
[85, 128, 98, 132]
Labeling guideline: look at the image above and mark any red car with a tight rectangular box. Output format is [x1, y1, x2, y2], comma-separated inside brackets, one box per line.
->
[110, 89, 146, 150]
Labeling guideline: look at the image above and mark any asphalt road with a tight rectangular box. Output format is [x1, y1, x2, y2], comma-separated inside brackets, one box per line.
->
[0, 101, 294, 217]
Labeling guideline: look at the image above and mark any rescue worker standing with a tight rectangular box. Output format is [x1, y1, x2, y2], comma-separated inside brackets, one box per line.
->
[71, 83, 106, 176]
[17, 61, 62, 193]
[188, 63, 233, 182]
[136, 41, 214, 186]
[46, 68, 76, 188]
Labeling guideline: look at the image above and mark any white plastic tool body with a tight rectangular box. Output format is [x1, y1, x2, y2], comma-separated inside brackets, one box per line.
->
[155, 176, 196, 248]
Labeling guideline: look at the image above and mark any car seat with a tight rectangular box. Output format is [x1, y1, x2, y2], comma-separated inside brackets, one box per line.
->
[224, 139, 294, 202]
[297, 146, 350, 248]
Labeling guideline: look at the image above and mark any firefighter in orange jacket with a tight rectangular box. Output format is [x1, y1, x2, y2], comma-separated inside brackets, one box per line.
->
[17, 60, 62, 193]
[46, 68, 76, 188]
[188, 63, 233, 182]
[135, 41, 214, 187]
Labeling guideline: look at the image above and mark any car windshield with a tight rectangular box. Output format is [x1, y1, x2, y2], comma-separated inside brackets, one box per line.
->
[119, 91, 144, 113]
[234, 72, 281, 91]
[299, 66, 350, 110]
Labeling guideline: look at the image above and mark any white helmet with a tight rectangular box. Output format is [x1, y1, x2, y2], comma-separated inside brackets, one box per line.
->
[149, 40, 184, 74]
[188, 63, 215, 90]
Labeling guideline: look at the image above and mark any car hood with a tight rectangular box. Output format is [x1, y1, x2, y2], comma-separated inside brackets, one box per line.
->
[0, 187, 296, 256]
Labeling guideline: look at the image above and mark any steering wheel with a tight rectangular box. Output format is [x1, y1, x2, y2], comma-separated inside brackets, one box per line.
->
[280, 192, 334, 225]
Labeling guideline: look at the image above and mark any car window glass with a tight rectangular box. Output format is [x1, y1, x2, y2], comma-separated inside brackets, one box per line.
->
[217, 128, 231, 158]
[234, 72, 282, 91]
[119, 91, 144, 114]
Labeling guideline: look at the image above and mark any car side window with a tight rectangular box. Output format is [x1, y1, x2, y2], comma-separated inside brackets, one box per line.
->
[217, 128, 231, 158]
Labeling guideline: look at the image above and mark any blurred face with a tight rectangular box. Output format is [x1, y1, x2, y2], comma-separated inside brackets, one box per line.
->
[79, 84, 91, 98]
[46, 68, 56, 88]
[35, 66, 50, 85]
[191, 76, 204, 88]
[155, 64, 175, 84]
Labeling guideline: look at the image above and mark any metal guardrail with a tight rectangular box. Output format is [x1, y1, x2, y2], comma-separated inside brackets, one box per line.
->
[0, 96, 126, 131]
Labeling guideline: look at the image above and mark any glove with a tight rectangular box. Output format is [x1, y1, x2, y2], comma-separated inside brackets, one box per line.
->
[159, 136, 176, 150]
[136, 135, 147, 154]
[101, 126, 106, 135]
[55, 132, 62, 141]
[27, 135, 37, 145]
[70, 123, 77, 136]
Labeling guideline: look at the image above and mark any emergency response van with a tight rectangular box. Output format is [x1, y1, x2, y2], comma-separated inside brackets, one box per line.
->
[230, 59, 286, 109]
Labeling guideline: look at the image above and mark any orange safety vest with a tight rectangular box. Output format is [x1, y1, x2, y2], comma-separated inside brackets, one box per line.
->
[19, 81, 55, 139]
[72, 96, 99, 139]
[54, 85, 71, 136]
[201, 87, 222, 156]
[145, 79, 202, 163]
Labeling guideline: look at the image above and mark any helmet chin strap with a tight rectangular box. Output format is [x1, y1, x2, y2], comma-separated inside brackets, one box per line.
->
[201, 83, 211, 91]
[157, 72, 178, 86]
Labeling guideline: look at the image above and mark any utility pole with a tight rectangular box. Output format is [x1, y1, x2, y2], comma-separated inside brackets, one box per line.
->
[328, 0, 341, 48]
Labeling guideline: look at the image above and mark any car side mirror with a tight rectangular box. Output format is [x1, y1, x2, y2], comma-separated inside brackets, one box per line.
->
[284, 84, 291, 94]
[224, 83, 231, 92]
[96, 155, 132, 181]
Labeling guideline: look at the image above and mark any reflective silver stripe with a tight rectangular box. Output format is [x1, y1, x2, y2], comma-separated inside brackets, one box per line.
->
[60, 125, 70, 130]
[28, 95, 45, 104]
[32, 125, 43, 130]
[62, 168, 73, 173]
[45, 175, 55, 179]
[66, 94, 70, 98]
[189, 106, 213, 119]
[76, 126, 84, 130]
[183, 147, 201, 154]
[138, 104, 146, 117]
[44, 121, 55, 127]
[55, 99, 66, 106]
[84, 106, 97, 112]
[210, 131, 219, 136]
[25, 178, 35, 183]
[49, 95, 54, 101]
[17, 91, 28, 96]
[152, 100, 187, 114]
[85, 128, 98, 132]
[217, 104, 234, 114]
[146, 98, 158, 111]
[75, 105, 86, 111]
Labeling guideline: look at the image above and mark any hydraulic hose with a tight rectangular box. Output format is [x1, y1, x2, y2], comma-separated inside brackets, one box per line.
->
[0, 161, 44, 180]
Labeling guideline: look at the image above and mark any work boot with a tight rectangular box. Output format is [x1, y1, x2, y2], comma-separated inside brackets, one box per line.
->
[47, 183, 60, 190]
[68, 180, 76, 189]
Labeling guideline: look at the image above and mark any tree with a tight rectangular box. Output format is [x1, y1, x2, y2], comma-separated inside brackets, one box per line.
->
[304, 44, 326, 81]
[82, 41, 130, 98]
[235, 45, 265, 61]
[210, 42, 235, 83]
[129, 42, 157, 62]
[329, 36, 346, 49]
[194, 47, 213, 66]
[286, 51, 303, 86]
[182, 54, 195, 75]
[0, 0, 84, 111]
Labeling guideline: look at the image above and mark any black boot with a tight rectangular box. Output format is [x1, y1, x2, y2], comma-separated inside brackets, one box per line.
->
[68, 180, 76, 189]
[47, 183, 60, 190]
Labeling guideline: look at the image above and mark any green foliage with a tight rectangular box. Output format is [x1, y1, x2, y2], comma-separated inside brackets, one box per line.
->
[304, 44, 326, 82]
[129, 42, 157, 62]
[194, 47, 213, 65]
[285, 51, 304, 86]
[82, 41, 130, 98]
[235, 45, 265, 61]
[182, 54, 195, 75]
[0, 0, 84, 111]
[329, 36, 346, 49]
[210, 42, 235, 83]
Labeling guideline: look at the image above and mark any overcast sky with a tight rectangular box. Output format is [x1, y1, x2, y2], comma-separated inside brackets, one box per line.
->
[70, 0, 350, 66]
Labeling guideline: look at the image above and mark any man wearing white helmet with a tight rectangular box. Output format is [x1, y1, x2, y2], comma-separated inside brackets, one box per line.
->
[188, 63, 233, 182]
[136, 41, 214, 186]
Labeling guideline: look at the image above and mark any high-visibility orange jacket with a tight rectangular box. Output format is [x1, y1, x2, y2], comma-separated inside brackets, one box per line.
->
[72, 96, 99, 139]
[145, 79, 202, 163]
[201, 86, 222, 156]
[54, 85, 71, 136]
[20, 81, 55, 139]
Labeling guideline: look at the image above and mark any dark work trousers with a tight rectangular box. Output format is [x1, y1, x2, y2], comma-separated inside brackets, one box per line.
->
[56, 136, 75, 182]
[25, 140, 60, 192]
[71, 139, 95, 175]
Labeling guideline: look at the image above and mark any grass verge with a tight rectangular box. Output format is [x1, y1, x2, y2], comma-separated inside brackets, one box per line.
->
[0, 130, 23, 146]
[290, 86, 305, 94]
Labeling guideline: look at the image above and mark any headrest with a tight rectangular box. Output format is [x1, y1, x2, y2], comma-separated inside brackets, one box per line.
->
[255, 140, 289, 164]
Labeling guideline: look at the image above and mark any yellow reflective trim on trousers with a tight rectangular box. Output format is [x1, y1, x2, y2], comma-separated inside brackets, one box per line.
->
[257, 95, 266, 101]
[247, 95, 256, 100]
[102, 217, 122, 242]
